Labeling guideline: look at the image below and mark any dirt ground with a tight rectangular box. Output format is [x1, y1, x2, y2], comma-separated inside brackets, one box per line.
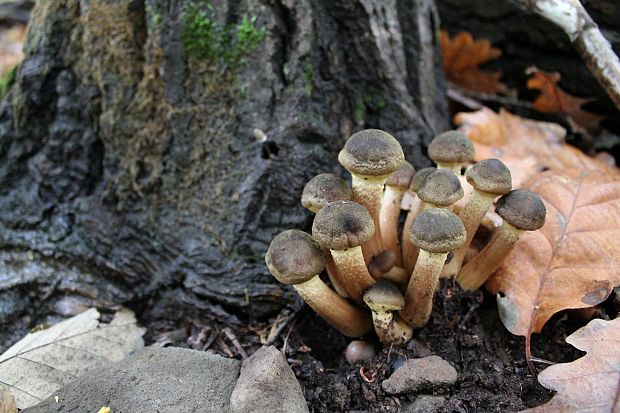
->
[141, 276, 617, 413]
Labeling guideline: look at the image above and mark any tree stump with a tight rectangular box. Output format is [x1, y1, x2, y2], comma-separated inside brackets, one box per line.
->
[0, 0, 448, 345]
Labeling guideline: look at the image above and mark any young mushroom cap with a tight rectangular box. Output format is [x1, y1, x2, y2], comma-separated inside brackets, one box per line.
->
[364, 279, 412, 345]
[466, 159, 512, 195]
[312, 200, 375, 250]
[409, 167, 436, 193]
[409, 208, 467, 253]
[368, 250, 396, 279]
[265, 229, 325, 285]
[363, 279, 405, 312]
[265, 229, 372, 337]
[496, 189, 546, 231]
[428, 131, 475, 167]
[417, 169, 464, 208]
[301, 173, 353, 213]
[338, 129, 405, 178]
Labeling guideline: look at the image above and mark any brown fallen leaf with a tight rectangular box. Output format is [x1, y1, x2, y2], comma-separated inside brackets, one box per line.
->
[440, 31, 505, 94]
[455, 107, 615, 186]
[521, 317, 620, 413]
[486, 168, 620, 365]
[0, 390, 17, 413]
[526, 67, 604, 132]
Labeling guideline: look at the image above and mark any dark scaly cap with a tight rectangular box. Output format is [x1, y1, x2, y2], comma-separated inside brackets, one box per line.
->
[301, 173, 352, 213]
[363, 279, 405, 312]
[409, 167, 436, 192]
[386, 161, 415, 188]
[417, 169, 464, 206]
[466, 159, 512, 195]
[312, 201, 375, 250]
[265, 229, 326, 285]
[409, 208, 466, 253]
[338, 129, 404, 177]
[496, 189, 546, 231]
[428, 131, 475, 164]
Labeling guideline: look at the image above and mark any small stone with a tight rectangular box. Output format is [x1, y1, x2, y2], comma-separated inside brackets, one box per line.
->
[382, 355, 458, 395]
[405, 395, 446, 413]
[229, 346, 308, 413]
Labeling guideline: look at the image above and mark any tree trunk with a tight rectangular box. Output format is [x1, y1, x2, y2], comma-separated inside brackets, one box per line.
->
[0, 0, 448, 344]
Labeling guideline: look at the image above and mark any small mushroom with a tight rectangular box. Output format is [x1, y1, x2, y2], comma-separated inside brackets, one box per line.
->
[301, 173, 353, 297]
[442, 159, 512, 278]
[402, 167, 436, 273]
[417, 169, 464, 210]
[457, 189, 546, 291]
[380, 161, 415, 267]
[312, 200, 377, 303]
[301, 173, 353, 213]
[428, 131, 475, 174]
[363, 279, 413, 345]
[266, 229, 373, 337]
[338, 129, 405, 262]
[403, 169, 464, 273]
[401, 209, 466, 328]
[345, 340, 376, 363]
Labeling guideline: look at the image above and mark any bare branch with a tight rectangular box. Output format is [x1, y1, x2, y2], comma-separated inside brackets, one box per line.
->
[513, 0, 620, 111]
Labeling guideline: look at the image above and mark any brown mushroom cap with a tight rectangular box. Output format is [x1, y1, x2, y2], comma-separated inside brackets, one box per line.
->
[466, 159, 512, 195]
[417, 169, 464, 206]
[409, 209, 467, 253]
[409, 167, 436, 192]
[428, 131, 475, 164]
[302, 173, 352, 212]
[386, 161, 415, 188]
[338, 129, 405, 177]
[312, 200, 375, 250]
[363, 279, 405, 312]
[496, 189, 546, 231]
[265, 229, 326, 285]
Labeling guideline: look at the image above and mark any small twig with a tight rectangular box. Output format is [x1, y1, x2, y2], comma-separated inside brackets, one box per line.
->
[216, 336, 235, 358]
[513, 0, 620, 110]
[223, 327, 248, 359]
[265, 309, 300, 347]
[280, 319, 298, 356]
[529, 356, 556, 366]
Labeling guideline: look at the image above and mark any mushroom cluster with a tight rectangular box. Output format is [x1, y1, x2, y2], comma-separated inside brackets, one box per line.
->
[265, 129, 546, 346]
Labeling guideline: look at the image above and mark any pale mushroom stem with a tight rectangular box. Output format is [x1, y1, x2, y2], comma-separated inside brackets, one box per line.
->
[379, 186, 406, 266]
[382, 266, 409, 288]
[400, 250, 448, 328]
[295, 276, 373, 337]
[441, 190, 497, 278]
[351, 174, 386, 263]
[324, 249, 348, 297]
[437, 163, 463, 175]
[401, 197, 424, 272]
[457, 222, 524, 291]
[371, 311, 413, 345]
[330, 246, 376, 303]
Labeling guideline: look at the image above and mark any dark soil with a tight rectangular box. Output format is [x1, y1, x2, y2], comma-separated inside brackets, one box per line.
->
[139, 277, 617, 413]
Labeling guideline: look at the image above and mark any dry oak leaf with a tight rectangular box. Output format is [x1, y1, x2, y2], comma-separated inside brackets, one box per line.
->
[455, 107, 616, 186]
[0, 308, 145, 409]
[486, 168, 620, 349]
[522, 317, 620, 413]
[440, 31, 505, 94]
[526, 67, 604, 132]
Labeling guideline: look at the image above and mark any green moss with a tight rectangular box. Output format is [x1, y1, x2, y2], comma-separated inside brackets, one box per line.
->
[145, 3, 163, 27]
[353, 99, 366, 124]
[181, 1, 265, 73]
[0, 63, 19, 99]
[303, 63, 313, 96]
